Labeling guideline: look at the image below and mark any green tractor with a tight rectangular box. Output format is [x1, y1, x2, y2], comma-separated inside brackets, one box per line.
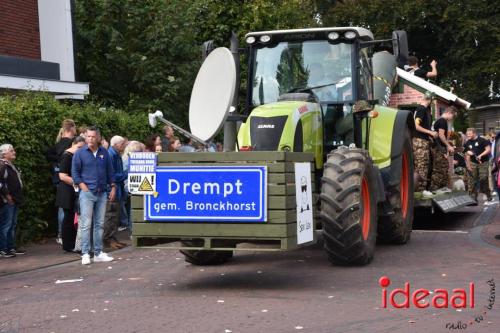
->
[140, 27, 416, 266]
[234, 27, 415, 265]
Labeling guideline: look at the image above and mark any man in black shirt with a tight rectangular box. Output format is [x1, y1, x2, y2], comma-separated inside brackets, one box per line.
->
[406, 56, 437, 79]
[430, 106, 456, 190]
[464, 128, 492, 202]
[413, 93, 438, 192]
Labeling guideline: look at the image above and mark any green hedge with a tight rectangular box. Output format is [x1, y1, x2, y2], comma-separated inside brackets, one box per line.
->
[0, 93, 153, 243]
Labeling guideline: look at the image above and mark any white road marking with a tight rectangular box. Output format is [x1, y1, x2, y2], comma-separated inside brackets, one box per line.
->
[413, 230, 469, 234]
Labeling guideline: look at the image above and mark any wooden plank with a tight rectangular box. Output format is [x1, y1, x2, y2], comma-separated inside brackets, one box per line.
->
[131, 209, 297, 224]
[268, 173, 295, 184]
[281, 236, 298, 250]
[133, 236, 300, 251]
[269, 184, 295, 195]
[132, 221, 296, 238]
[268, 196, 296, 209]
[268, 210, 296, 222]
[156, 161, 302, 173]
[156, 152, 314, 163]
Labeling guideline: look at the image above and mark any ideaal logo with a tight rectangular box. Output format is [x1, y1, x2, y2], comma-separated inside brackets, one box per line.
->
[379, 276, 496, 330]
[379, 276, 474, 309]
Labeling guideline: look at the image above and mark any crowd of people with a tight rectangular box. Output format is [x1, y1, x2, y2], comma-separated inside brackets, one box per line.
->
[0, 119, 222, 261]
[412, 93, 500, 205]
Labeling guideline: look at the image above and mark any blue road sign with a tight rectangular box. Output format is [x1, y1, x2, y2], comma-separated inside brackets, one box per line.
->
[145, 166, 267, 222]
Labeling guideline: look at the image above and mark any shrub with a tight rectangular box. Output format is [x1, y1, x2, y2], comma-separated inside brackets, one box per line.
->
[0, 93, 153, 243]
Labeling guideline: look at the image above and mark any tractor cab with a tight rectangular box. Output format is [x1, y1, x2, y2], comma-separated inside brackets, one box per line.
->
[238, 28, 378, 168]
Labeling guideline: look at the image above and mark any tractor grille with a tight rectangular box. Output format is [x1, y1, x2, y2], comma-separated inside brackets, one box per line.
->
[250, 116, 288, 151]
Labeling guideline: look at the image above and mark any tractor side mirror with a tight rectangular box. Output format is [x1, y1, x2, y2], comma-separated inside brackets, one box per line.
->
[392, 30, 408, 69]
[201, 40, 215, 61]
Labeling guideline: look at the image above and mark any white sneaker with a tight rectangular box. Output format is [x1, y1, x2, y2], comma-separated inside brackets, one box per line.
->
[93, 252, 114, 263]
[422, 190, 434, 198]
[81, 254, 91, 265]
[56, 237, 62, 245]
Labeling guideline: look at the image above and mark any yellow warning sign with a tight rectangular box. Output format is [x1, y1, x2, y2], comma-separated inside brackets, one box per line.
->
[139, 177, 154, 192]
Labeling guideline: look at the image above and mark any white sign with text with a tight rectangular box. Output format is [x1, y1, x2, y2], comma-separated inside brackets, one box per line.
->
[128, 152, 157, 195]
[294, 162, 314, 245]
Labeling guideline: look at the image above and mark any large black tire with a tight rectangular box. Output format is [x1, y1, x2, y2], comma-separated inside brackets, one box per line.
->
[320, 147, 378, 265]
[180, 240, 233, 266]
[378, 129, 414, 244]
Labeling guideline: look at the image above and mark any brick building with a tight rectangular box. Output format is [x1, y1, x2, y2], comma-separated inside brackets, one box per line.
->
[389, 68, 470, 121]
[469, 104, 500, 135]
[0, 0, 88, 98]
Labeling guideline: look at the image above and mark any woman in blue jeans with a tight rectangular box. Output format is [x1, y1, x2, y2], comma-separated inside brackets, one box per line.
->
[0, 144, 25, 258]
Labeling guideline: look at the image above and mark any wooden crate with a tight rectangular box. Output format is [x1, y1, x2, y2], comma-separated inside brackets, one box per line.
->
[132, 152, 316, 251]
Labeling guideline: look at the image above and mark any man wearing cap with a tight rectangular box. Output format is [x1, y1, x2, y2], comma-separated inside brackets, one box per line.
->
[413, 93, 438, 194]
[464, 128, 492, 203]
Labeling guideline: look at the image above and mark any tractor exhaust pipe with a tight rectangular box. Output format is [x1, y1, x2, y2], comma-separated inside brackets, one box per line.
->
[372, 51, 397, 106]
[223, 31, 240, 152]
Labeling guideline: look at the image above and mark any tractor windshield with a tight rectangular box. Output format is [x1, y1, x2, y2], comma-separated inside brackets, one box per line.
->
[250, 40, 353, 106]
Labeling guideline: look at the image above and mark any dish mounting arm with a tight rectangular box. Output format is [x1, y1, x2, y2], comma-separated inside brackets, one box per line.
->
[148, 110, 209, 148]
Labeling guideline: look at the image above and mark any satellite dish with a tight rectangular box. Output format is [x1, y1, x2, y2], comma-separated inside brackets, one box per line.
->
[189, 47, 236, 142]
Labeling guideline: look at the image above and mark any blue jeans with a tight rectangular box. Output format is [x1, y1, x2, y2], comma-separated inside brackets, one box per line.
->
[58, 207, 64, 237]
[79, 191, 107, 256]
[0, 204, 18, 251]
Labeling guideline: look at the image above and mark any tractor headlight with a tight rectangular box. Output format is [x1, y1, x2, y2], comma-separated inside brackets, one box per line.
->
[327, 32, 340, 41]
[259, 35, 271, 43]
[246, 36, 256, 44]
[344, 31, 357, 40]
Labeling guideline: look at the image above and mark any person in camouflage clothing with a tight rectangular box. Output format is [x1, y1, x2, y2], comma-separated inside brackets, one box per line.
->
[413, 93, 438, 192]
[430, 106, 456, 190]
[464, 128, 492, 202]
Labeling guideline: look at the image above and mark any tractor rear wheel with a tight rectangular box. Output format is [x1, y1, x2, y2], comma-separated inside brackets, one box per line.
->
[180, 240, 233, 265]
[320, 147, 378, 265]
[378, 129, 414, 244]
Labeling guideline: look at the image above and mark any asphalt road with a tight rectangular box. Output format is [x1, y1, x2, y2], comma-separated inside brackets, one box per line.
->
[1, 205, 499, 333]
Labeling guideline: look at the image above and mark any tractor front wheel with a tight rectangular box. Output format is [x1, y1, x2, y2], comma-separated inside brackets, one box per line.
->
[320, 147, 378, 265]
[180, 240, 233, 265]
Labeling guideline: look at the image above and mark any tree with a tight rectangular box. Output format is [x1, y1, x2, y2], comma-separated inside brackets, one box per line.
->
[74, 0, 198, 125]
[74, 0, 317, 127]
[75, 0, 498, 119]
[320, 0, 500, 106]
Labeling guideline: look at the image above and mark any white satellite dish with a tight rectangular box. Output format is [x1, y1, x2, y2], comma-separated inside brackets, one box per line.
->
[189, 47, 237, 142]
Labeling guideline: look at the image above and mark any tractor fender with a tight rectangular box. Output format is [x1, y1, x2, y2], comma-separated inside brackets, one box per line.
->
[380, 110, 415, 187]
[371, 165, 387, 204]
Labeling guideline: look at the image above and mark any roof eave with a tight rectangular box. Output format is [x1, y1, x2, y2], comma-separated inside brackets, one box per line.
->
[396, 68, 471, 109]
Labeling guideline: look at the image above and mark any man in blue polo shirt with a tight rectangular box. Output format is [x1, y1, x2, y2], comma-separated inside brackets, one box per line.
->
[72, 126, 116, 265]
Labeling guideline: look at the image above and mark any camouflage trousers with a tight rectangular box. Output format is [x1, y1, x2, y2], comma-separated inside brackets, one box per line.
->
[413, 138, 430, 192]
[466, 162, 491, 201]
[430, 147, 449, 191]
